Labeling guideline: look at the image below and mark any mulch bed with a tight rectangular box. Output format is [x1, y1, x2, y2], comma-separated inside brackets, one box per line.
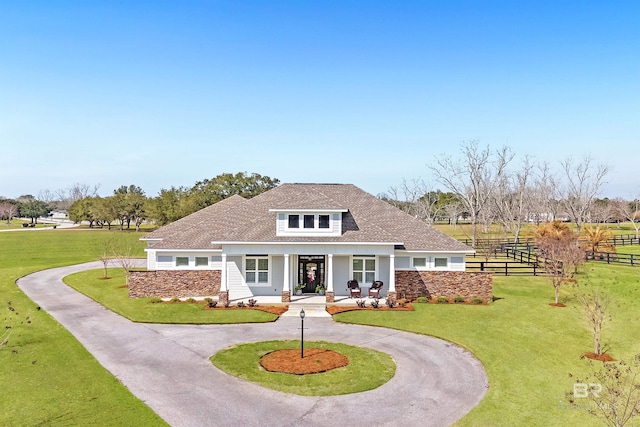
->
[549, 303, 567, 307]
[260, 348, 349, 374]
[203, 305, 289, 315]
[326, 303, 414, 315]
[584, 352, 616, 362]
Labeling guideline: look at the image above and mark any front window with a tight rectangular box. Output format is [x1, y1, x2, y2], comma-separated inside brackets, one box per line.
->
[353, 257, 376, 285]
[195, 257, 209, 267]
[303, 214, 315, 228]
[246, 257, 269, 285]
[434, 257, 448, 268]
[413, 257, 426, 268]
[176, 257, 189, 267]
[288, 215, 299, 228]
[319, 215, 330, 228]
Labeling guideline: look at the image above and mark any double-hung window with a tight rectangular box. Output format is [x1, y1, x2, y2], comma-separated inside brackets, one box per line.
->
[246, 257, 269, 285]
[353, 257, 376, 285]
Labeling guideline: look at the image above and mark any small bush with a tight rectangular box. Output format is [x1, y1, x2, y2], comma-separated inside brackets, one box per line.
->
[356, 299, 366, 308]
[370, 299, 379, 309]
[385, 299, 397, 308]
[247, 298, 257, 307]
[454, 296, 465, 303]
[472, 298, 483, 304]
[416, 296, 428, 303]
[204, 297, 213, 303]
[237, 301, 245, 308]
[397, 299, 407, 308]
[436, 297, 449, 304]
[170, 297, 180, 303]
[186, 297, 197, 303]
[148, 297, 163, 304]
[207, 300, 217, 308]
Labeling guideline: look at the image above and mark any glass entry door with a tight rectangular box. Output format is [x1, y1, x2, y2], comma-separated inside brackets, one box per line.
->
[298, 255, 325, 293]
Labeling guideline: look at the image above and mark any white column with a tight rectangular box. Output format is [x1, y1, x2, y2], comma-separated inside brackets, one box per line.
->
[283, 254, 290, 292]
[327, 254, 334, 292]
[221, 254, 228, 291]
[389, 254, 396, 293]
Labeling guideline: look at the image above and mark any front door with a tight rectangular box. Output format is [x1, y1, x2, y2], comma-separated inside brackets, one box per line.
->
[299, 255, 325, 293]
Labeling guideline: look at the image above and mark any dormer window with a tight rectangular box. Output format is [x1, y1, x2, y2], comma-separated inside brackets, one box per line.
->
[274, 209, 346, 237]
[304, 215, 315, 228]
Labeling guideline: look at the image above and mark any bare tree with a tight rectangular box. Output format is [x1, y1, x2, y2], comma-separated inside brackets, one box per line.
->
[0, 201, 18, 224]
[57, 183, 101, 211]
[430, 141, 514, 247]
[574, 283, 612, 356]
[569, 354, 640, 427]
[612, 197, 640, 239]
[493, 156, 535, 242]
[561, 155, 609, 234]
[535, 221, 584, 305]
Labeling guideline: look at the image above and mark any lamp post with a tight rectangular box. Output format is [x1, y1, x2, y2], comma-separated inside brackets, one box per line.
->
[299, 308, 305, 359]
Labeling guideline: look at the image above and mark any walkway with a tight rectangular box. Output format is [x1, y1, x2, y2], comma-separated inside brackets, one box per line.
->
[17, 262, 488, 427]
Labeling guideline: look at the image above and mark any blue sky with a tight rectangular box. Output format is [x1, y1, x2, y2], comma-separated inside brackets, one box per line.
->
[1, 1, 638, 200]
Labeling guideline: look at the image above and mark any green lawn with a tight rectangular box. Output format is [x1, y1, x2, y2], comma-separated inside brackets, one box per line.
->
[3, 228, 639, 426]
[0, 230, 166, 426]
[64, 268, 278, 323]
[334, 262, 640, 426]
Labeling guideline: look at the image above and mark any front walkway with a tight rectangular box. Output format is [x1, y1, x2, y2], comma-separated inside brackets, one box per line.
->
[17, 262, 488, 427]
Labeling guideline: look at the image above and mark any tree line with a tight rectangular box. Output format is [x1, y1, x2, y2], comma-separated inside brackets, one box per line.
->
[0, 172, 280, 230]
[380, 141, 640, 245]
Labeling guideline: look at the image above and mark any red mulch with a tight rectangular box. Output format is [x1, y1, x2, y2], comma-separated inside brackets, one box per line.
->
[260, 348, 349, 374]
[326, 303, 414, 315]
[98, 277, 112, 280]
[549, 303, 567, 307]
[203, 305, 289, 315]
[584, 352, 616, 362]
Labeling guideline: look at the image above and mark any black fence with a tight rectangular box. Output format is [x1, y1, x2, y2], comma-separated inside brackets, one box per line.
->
[466, 260, 542, 276]
[585, 251, 640, 267]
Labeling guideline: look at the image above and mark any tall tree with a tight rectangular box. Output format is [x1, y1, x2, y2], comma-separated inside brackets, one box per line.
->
[145, 186, 191, 226]
[493, 156, 535, 242]
[561, 155, 609, 234]
[612, 197, 640, 239]
[430, 141, 513, 247]
[112, 185, 146, 230]
[19, 198, 50, 224]
[0, 200, 18, 224]
[188, 172, 279, 212]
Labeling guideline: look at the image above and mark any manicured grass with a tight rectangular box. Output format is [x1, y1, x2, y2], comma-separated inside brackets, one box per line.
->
[0, 230, 166, 426]
[211, 340, 396, 395]
[334, 263, 640, 426]
[63, 268, 278, 324]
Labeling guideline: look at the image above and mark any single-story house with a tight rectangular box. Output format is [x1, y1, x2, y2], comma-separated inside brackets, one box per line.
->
[129, 183, 492, 303]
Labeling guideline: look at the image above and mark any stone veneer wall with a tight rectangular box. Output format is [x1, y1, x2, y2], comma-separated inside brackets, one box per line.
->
[395, 271, 492, 302]
[128, 270, 221, 298]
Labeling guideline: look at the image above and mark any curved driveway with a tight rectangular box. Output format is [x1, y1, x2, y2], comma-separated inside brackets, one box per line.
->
[17, 262, 488, 427]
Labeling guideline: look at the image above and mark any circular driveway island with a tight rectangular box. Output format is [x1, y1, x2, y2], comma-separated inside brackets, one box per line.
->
[18, 261, 488, 427]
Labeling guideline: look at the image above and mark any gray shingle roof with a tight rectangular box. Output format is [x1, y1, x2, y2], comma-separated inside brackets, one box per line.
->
[143, 183, 473, 252]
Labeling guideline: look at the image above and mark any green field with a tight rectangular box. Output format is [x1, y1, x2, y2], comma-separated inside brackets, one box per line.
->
[0, 230, 166, 426]
[2, 228, 639, 426]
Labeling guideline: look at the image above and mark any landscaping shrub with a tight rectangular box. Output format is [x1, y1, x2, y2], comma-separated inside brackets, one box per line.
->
[385, 299, 397, 308]
[356, 299, 366, 308]
[454, 296, 465, 303]
[247, 298, 257, 307]
[436, 297, 449, 304]
[416, 296, 428, 303]
[370, 299, 379, 309]
[186, 298, 197, 303]
[170, 297, 180, 303]
[472, 298, 483, 304]
[237, 301, 245, 308]
[148, 297, 163, 304]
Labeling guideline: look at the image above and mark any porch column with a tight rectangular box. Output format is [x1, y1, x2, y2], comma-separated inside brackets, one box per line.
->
[282, 254, 291, 302]
[326, 254, 335, 303]
[219, 253, 229, 305]
[387, 254, 396, 302]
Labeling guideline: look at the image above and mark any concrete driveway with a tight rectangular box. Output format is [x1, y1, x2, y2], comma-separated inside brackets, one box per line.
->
[17, 262, 488, 427]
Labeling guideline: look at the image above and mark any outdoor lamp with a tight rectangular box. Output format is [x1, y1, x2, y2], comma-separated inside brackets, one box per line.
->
[300, 308, 305, 358]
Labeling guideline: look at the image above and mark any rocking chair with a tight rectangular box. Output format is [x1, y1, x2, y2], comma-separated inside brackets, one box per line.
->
[369, 281, 384, 298]
[347, 280, 361, 298]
